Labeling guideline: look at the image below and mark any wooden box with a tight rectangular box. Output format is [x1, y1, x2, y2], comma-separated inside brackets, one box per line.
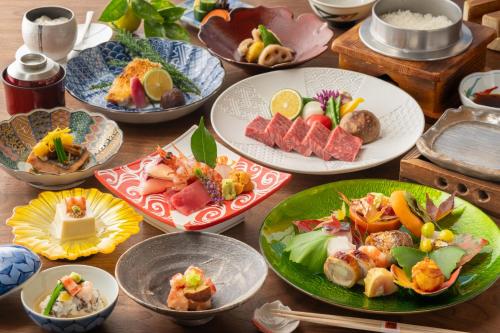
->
[400, 148, 500, 218]
[332, 21, 496, 119]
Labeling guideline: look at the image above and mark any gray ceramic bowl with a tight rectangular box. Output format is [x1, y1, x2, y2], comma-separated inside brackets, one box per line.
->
[115, 232, 268, 326]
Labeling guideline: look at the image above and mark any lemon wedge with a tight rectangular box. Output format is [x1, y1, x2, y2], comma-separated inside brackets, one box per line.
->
[142, 68, 173, 102]
[270, 89, 303, 120]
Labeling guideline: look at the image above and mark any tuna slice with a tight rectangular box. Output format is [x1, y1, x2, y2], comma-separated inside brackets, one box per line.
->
[265, 113, 293, 151]
[147, 163, 175, 180]
[245, 116, 273, 146]
[324, 126, 363, 162]
[170, 180, 211, 216]
[283, 117, 312, 156]
[140, 178, 174, 195]
[302, 122, 331, 160]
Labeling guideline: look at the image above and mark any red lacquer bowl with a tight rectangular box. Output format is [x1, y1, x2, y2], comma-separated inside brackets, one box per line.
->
[2, 68, 65, 115]
[198, 6, 334, 69]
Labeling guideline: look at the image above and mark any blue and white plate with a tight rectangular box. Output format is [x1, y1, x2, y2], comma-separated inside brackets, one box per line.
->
[0, 245, 41, 300]
[65, 38, 225, 124]
[179, 0, 252, 29]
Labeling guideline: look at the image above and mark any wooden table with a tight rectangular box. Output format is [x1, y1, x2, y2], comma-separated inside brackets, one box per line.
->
[0, 1, 498, 332]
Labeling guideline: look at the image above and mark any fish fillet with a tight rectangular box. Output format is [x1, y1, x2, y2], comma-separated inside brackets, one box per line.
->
[106, 58, 161, 105]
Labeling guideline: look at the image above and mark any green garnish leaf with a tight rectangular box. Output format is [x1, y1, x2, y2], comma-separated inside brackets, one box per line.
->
[258, 24, 281, 47]
[43, 282, 64, 316]
[191, 117, 217, 168]
[150, 0, 175, 10]
[54, 137, 68, 164]
[159, 7, 186, 23]
[144, 19, 166, 37]
[284, 229, 333, 273]
[89, 81, 113, 90]
[99, 0, 128, 22]
[429, 246, 465, 279]
[131, 0, 164, 23]
[164, 22, 190, 41]
[403, 191, 431, 223]
[391, 246, 426, 277]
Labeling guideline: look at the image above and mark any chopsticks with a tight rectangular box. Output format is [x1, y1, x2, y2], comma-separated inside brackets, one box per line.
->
[270, 309, 468, 333]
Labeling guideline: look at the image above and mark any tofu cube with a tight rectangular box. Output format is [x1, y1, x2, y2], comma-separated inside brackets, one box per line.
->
[53, 202, 96, 241]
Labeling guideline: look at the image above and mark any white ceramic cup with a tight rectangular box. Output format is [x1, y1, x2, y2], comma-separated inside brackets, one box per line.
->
[22, 6, 77, 61]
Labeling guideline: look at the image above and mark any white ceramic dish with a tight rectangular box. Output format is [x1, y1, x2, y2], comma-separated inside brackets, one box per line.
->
[309, 0, 376, 24]
[21, 265, 119, 332]
[459, 70, 500, 112]
[22, 6, 77, 61]
[211, 67, 424, 175]
[16, 23, 113, 63]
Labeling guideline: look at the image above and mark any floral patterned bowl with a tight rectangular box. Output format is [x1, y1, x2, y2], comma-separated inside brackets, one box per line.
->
[7, 188, 142, 260]
[198, 6, 334, 69]
[0, 107, 123, 190]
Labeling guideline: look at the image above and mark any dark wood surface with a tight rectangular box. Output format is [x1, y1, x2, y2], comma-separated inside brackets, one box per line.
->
[0, 1, 498, 333]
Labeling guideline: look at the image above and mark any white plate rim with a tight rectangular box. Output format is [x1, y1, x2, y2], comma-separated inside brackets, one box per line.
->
[210, 67, 425, 175]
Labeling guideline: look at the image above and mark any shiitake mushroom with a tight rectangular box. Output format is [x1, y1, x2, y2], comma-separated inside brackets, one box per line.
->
[339, 110, 381, 144]
[160, 88, 186, 109]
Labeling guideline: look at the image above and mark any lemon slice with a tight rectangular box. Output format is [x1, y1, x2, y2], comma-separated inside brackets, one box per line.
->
[142, 68, 173, 102]
[270, 89, 303, 120]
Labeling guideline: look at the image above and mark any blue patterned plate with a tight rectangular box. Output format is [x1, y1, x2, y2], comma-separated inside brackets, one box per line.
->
[179, 0, 252, 29]
[0, 244, 41, 300]
[65, 38, 225, 124]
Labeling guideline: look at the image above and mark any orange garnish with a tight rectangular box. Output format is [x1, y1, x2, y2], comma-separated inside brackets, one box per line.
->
[201, 9, 230, 25]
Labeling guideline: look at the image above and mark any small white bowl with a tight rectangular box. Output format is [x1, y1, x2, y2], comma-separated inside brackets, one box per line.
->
[459, 70, 500, 112]
[22, 6, 78, 61]
[308, 0, 376, 24]
[21, 265, 119, 332]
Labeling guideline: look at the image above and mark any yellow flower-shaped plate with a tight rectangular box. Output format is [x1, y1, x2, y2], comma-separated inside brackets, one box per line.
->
[7, 188, 142, 260]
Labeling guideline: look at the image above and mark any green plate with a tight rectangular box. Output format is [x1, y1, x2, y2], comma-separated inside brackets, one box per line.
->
[259, 179, 500, 314]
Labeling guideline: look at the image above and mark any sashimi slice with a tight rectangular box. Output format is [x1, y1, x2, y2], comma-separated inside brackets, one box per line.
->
[170, 180, 211, 216]
[140, 178, 174, 195]
[147, 163, 175, 180]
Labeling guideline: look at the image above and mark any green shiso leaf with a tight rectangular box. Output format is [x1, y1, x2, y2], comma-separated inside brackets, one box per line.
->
[429, 246, 465, 279]
[391, 246, 426, 277]
[191, 117, 217, 168]
[284, 229, 333, 274]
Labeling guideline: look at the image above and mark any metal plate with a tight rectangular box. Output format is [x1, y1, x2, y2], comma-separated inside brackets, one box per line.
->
[416, 106, 500, 182]
[359, 18, 473, 61]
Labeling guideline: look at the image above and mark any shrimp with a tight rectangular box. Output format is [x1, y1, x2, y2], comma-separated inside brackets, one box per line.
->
[358, 245, 390, 268]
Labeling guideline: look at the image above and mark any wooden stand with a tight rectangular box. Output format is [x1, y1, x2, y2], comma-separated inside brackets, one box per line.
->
[332, 21, 496, 119]
[400, 148, 500, 218]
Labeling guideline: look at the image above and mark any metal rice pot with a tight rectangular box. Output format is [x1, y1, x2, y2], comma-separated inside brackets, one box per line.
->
[2, 53, 65, 115]
[370, 0, 463, 52]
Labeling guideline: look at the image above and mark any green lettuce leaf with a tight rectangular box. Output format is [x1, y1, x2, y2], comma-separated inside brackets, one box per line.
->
[284, 229, 332, 273]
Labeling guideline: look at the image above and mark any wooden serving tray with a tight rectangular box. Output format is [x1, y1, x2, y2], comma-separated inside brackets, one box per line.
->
[332, 21, 496, 119]
[400, 148, 500, 218]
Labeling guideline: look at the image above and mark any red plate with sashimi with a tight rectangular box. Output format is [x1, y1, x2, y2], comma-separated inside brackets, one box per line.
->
[95, 121, 291, 232]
